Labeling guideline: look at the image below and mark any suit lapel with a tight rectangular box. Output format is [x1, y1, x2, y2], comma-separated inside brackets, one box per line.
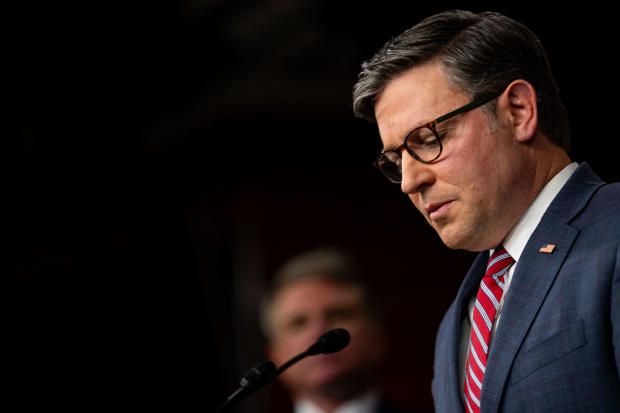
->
[480, 219, 578, 412]
[478, 163, 604, 412]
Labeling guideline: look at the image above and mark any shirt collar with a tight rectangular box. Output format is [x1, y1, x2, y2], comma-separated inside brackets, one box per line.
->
[294, 391, 380, 413]
[501, 162, 578, 261]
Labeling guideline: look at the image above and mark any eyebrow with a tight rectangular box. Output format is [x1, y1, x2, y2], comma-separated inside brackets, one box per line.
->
[381, 104, 448, 152]
[381, 119, 431, 152]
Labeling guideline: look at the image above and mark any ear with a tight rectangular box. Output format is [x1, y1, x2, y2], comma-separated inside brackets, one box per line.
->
[504, 80, 538, 143]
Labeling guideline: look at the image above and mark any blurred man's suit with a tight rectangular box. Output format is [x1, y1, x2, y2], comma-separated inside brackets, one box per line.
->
[432, 163, 620, 412]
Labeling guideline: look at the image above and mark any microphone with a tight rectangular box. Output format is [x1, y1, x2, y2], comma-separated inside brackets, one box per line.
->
[306, 327, 350, 355]
[215, 360, 276, 411]
[215, 328, 350, 411]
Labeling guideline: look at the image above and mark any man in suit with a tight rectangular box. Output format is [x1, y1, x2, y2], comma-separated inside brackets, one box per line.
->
[261, 247, 423, 413]
[352, 9, 619, 413]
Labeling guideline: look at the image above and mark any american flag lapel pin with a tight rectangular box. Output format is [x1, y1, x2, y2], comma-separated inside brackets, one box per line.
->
[539, 244, 556, 254]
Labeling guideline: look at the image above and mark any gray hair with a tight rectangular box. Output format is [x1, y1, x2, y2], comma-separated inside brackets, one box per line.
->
[352, 10, 571, 151]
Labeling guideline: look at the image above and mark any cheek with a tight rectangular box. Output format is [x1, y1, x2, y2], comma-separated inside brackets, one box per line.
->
[345, 326, 386, 366]
[271, 335, 309, 364]
[347, 320, 379, 345]
[269, 342, 292, 366]
[447, 137, 498, 199]
[461, 164, 491, 200]
[410, 194, 426, 215]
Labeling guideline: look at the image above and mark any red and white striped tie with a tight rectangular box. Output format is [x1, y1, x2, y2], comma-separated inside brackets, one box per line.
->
[464, 246, 515, 413]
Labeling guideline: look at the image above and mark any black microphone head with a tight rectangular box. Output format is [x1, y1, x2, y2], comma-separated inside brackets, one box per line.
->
[306, 328, 350, 355]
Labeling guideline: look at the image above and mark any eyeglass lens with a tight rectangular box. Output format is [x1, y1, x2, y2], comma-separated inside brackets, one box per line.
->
[377, 151, 402, 183]
[377, 125, 441, 182]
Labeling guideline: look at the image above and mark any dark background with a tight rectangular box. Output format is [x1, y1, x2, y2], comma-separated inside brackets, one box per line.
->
[6, 1, 618, 412]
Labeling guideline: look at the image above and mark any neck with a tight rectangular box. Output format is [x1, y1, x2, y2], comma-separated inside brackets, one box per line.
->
[532, 141, 572, 195]
[296, 382, 371, 412]
[487, 134, 572, 251]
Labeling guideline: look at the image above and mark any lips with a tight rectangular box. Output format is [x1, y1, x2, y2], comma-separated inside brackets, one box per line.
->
[426, 201, 449, 214]
[425, 200, 454, 220]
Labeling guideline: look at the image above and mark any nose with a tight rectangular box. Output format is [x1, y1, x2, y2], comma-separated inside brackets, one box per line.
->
[305, 317, 332, 344]
[400, 151, 435, 194]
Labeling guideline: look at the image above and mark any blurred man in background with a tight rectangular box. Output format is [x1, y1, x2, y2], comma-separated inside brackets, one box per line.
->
[261, 247, 423, 413]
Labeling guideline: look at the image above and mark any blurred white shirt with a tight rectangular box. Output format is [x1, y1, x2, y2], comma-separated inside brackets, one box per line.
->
[295, 391, 380, 413]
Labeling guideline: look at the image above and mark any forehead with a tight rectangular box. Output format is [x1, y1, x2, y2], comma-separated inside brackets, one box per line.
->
[271, 278, 363, 315]
[374, 61, 466, 145]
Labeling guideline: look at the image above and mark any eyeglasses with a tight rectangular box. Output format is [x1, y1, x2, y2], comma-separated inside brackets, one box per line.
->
[374, 91, 503, 183]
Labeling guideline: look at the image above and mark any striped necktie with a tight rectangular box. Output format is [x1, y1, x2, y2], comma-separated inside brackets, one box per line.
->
[464, 246, 515, 413]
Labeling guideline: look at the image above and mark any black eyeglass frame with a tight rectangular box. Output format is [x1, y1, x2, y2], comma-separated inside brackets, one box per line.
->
[374, 90, 504, 183]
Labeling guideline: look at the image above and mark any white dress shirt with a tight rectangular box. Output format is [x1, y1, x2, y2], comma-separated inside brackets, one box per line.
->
[295, 391, 381, 413]
[458, 162, 579, 398]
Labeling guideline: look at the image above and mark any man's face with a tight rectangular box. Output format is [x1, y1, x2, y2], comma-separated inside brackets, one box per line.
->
[267, 278, 384, 398]
[375, 61, 531, 251]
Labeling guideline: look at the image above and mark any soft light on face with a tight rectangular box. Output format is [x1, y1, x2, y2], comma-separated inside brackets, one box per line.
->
[267, 277, 385, 399]
[374, 61, 531, 251]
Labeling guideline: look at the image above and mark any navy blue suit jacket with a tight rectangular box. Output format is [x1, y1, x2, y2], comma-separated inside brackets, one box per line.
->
[431, 163, 620, 412]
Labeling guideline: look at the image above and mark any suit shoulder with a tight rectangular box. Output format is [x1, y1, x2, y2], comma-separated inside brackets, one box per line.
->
[597, 181, 620, 198]
[578, 181, 620, 227]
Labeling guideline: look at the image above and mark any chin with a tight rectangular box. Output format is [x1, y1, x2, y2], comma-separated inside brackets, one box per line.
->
[309, 366, 346, 386]
[437, 227, 481, 251]
[311, 372, 360, 399]
[436, 227, 462, 250]
[309, 362, 357, 388]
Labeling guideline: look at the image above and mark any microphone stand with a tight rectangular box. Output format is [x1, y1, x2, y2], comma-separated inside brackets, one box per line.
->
[271, 350, 308, 377]
[214, 352, 309, 412]
[215, 361, 276, 412]
[214, 328, 350, 412]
